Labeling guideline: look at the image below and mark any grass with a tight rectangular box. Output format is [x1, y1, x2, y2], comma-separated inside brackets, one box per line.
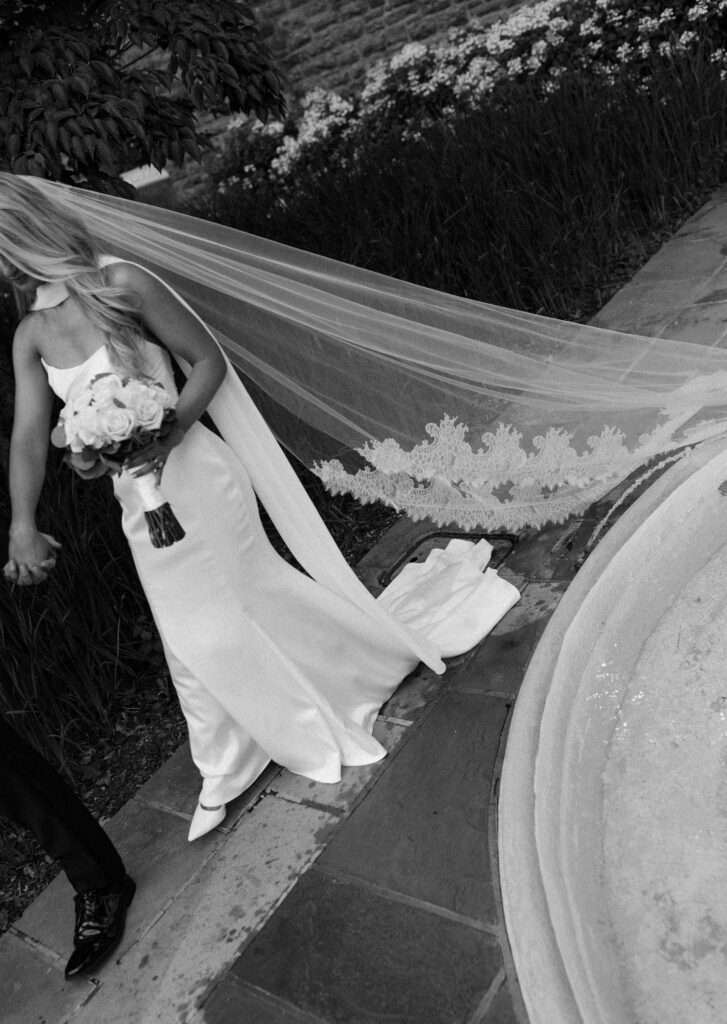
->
[0, 458, 167, 766]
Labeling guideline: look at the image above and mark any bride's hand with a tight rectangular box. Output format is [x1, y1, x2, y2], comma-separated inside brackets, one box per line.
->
[4, 527, 62, 586]
[125, 424, 185, 478]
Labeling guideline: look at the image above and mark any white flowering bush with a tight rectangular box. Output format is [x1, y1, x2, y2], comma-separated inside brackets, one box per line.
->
[357, 0, 727, 120]
[196, 0, 727, 203]
[179, 0, 727, 326]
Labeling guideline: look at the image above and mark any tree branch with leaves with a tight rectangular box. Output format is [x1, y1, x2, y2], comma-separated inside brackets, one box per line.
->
[0, 0, 286, 194]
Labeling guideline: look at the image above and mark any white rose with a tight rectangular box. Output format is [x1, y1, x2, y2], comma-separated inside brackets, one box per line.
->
[65, 393, 92, 418]
[133, 395, 165, 431]
[151, 382, 174, 410]
[102, 406, 137, 442]
[116, 380, 145, 406]
[69, 406, 105, 452]
[89, 373, 126, 409]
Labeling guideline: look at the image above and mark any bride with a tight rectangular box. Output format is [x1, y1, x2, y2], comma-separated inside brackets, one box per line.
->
[0, 173, 518, 841]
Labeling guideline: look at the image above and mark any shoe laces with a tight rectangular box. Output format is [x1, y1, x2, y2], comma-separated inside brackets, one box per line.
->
[73, 890, 117, 942]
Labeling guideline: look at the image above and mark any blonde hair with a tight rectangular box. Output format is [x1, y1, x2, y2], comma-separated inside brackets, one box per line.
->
[0, 173, 151, 377]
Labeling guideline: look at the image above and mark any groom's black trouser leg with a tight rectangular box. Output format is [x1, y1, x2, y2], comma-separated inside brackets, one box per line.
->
[0, 717, 127, 893]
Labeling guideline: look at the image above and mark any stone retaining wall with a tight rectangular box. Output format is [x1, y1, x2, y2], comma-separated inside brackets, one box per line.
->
[251, 0, 528, 96]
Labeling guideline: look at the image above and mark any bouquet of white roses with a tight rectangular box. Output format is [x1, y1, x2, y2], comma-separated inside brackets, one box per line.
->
[51, 372, 185, 548]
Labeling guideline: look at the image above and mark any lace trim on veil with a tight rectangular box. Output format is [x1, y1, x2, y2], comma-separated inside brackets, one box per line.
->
[316, 404, 727, 531]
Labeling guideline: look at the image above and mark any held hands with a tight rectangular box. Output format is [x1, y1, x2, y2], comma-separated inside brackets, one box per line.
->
[4, 527, 62, 586]
[124, 423, 185, 477]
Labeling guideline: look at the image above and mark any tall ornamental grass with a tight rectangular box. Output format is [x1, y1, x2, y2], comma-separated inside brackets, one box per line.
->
[0, 458, 169, 768]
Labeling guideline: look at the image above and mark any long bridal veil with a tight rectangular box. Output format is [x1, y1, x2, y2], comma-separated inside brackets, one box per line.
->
[30, 177, 727, 534]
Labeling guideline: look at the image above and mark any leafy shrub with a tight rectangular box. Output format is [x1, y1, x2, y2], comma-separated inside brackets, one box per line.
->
[0, 0, 285, 192]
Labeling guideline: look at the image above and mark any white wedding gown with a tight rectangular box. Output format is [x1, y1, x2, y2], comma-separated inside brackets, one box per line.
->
[37, 274, 519, 810]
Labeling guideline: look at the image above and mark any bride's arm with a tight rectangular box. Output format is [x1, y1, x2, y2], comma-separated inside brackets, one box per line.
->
[107, 261, 227, 435]
[5, 322, 62, 585]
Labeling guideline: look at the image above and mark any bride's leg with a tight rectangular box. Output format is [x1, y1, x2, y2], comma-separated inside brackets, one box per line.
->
[163, 645, 271, 808]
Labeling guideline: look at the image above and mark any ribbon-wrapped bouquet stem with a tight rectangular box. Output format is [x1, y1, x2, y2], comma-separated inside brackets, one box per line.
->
[51, 372, 185, 548]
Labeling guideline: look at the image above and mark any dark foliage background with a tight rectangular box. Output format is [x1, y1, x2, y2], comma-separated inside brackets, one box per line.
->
[0, 0, 285, 193]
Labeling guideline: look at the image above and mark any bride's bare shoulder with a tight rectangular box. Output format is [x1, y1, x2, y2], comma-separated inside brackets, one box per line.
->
[104, 260, 160, 296]
[12, 313, 43, 364]
[14, 310, 41, 344]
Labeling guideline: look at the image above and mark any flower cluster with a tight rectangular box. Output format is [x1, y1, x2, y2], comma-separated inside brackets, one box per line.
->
[51, 373, 176, 479]
[355, 0, 727, 119]
[51, 372, 185, 547]
[207, 0, 727, 203]
[270, 88, 356, 178]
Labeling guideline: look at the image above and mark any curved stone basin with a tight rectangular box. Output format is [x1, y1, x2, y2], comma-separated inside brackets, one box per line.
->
[499, 438, 727, 1024]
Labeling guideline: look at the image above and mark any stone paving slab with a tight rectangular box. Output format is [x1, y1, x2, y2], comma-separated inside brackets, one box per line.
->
[380, 657, 449, 718]
[636, 235, 722, 286]
[660, 303, 727, 347]
[480, 978, 522, 1024]
[267, 718, 406, 814]
[134, 740, 204, 817]
[228, 866, 502, 1024]
[200, 979, 328, 1024]
[587, 281, 669, 335]
[590, 186, 727, 338]
[452, 580, 570, 697]
[0, 931, 95, 1024]
[319, 692, 509, 925]
[68, 797, 338, 1024]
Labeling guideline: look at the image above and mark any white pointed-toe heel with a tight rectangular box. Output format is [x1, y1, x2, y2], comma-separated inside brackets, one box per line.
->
[188, 802, 226, 842]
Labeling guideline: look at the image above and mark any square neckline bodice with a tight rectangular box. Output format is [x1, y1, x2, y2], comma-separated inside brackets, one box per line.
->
[40, 345, 108, 374]
[31, 270, 176, 403]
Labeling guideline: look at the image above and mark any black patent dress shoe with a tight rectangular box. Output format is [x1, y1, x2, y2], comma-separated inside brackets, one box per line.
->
[65, 874, 136, 978]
